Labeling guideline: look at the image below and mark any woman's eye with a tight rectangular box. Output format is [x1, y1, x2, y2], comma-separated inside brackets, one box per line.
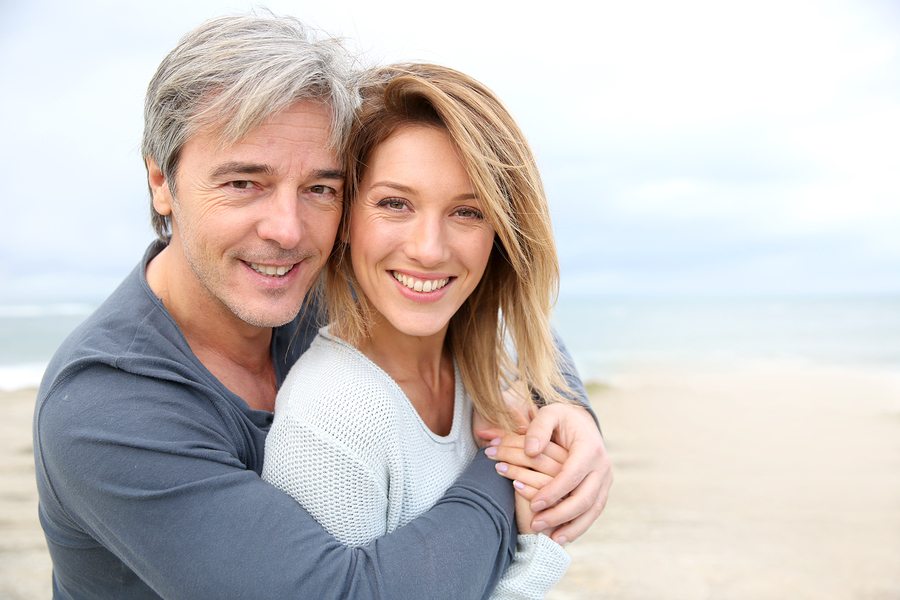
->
[455, 207, 484, 219]
[378, 198, 408, 211]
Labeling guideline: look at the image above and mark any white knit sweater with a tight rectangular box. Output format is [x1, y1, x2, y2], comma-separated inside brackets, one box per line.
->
[262, 327, 569, 599]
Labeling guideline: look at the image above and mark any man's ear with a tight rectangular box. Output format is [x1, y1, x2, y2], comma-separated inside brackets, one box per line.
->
[146, 158, 173, 217]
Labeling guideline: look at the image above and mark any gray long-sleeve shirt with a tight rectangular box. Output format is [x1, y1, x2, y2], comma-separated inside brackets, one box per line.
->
[33, 241, 588, 599]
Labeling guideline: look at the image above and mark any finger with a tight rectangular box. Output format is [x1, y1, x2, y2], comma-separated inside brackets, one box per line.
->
[474, 426, 506, 442]
[529, 447, 592, 509]
[530, 428, 610, 509]
[485, 445, 563, 477]
[532, 469, 604, 530]
[547, 493, 606, 544]
[491, 435, 569, 464]
[546, 473, 612, 544]
[512, 480, 541, 501]
[541, 441, 568, 464]
[523, 406, 564, 457]
[492, 462, 554, 490]
[508, 466, 554, 491]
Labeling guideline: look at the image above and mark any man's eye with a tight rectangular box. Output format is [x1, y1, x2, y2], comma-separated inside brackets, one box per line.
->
[228, 180, 254, 190]
[310, 185, 337, 195]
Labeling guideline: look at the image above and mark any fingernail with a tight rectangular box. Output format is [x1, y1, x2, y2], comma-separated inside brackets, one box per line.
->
[513, 480, 525, 490]
[484, 447, 497, 458]
[490, 437, 502, 446]
[495, 462, 508, 473]
[532, 520, 546, 532]
[525, 437, 540, 455]
[556, 535, 569, 546]
[531, 500, 547, 512]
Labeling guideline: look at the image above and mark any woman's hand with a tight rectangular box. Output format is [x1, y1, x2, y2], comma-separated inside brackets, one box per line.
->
[485, 434, 568, 535]
[485, 403, 612, 545]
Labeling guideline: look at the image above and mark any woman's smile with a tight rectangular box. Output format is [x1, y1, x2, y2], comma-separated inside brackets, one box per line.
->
[349, 124, 495, 342]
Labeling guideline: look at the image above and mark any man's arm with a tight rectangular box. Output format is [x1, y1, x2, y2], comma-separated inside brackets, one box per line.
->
[522, 331, 612, 543]
[477, 329, 613, 545]
[552, 328, 598, 425]
[35, 366, 514, 599]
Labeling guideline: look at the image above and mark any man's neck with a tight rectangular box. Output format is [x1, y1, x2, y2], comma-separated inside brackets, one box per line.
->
[146, 245, 277, 412]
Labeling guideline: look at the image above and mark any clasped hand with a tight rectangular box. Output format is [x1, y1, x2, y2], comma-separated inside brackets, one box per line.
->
[474, 391, 612, 545]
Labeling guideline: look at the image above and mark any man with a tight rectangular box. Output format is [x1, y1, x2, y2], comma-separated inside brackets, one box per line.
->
[34, 14, 611, 599]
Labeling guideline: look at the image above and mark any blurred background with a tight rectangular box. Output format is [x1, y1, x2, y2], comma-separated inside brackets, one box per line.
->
[2, 0, 899, 384]
[1, 1, 898, 598]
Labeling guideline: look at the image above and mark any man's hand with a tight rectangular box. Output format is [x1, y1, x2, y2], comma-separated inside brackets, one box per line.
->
[471, 382, 535, 447]
[484, 403, 612, 545]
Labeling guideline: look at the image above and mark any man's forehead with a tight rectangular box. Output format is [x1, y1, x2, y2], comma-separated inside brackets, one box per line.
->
[198, 98, 336, 148]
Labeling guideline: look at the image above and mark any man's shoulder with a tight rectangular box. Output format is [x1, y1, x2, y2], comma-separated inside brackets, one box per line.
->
[35, 245, 223, 434]
[41, 267, 184, 397]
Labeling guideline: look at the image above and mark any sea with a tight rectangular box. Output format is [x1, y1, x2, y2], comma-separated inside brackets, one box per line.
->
[1, 295, 899, 392]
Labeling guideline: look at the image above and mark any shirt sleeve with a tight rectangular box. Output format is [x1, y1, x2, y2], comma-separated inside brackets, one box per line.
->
[491, 534, 571, 600]
[34, 365, 516, 600]
[262, 413, 392, 547]
[553, 327, 602, 432]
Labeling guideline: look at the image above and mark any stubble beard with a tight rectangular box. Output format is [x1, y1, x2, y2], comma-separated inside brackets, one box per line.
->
[183, 238, 317, 329]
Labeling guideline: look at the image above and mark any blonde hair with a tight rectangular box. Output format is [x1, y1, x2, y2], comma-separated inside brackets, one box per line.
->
[325, 63, 572, 430]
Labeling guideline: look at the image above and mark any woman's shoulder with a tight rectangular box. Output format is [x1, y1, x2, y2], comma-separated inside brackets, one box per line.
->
[274, 329, 402, 439]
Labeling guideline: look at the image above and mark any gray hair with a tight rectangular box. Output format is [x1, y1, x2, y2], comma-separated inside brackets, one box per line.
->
[142, 13, 360, 241]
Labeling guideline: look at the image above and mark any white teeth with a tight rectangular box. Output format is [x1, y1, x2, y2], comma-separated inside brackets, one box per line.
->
[392, 271, 450, 293]
[250, 262, 293, 277]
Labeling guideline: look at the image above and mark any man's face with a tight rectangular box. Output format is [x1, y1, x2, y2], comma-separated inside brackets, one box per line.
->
[149, 100, 342, 329]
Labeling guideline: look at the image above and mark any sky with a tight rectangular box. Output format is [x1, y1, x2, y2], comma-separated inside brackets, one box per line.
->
[2, 0, 898, 302]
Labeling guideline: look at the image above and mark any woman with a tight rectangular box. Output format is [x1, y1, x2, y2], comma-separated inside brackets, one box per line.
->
[263, 63, 576, 597]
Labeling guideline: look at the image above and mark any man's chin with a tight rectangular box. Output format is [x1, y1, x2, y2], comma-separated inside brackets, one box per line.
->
[229, 300, 304, 329]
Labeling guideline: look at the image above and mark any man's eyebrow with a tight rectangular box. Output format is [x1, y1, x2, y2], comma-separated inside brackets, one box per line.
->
[313, 169, 345, 181]
[209, 162, 275, 178]
[209, 164, 344, 181]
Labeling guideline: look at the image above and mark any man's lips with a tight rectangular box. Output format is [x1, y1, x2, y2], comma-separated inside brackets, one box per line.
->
[247, 261, 297, 277]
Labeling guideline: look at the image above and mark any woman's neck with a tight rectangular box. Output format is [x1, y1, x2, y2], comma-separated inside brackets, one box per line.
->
[355, 316, 455, 435]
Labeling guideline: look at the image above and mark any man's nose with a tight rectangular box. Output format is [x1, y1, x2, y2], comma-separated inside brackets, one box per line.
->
[257, 189, 303, 249]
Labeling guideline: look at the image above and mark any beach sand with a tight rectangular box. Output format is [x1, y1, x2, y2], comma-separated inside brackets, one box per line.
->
[1, 388, 51, 600]
[3, 362, 899, 599]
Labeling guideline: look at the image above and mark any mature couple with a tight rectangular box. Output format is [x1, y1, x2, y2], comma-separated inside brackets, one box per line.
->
[34, 13, 612, 599]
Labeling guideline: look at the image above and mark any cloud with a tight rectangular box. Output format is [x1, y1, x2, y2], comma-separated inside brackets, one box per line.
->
[2, 0, 899, 301]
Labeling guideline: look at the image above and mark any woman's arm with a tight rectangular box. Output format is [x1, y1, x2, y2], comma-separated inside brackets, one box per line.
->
[486, 435, 572, 599]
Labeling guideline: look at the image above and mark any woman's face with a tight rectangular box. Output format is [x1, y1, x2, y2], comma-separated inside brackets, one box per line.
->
[349, 124, 495, 342]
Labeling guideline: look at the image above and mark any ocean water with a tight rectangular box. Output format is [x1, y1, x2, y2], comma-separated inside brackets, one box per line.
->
[0, 303, 97, 391]
[1, 295, 898, 391]
[553, 295, 900, 381]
